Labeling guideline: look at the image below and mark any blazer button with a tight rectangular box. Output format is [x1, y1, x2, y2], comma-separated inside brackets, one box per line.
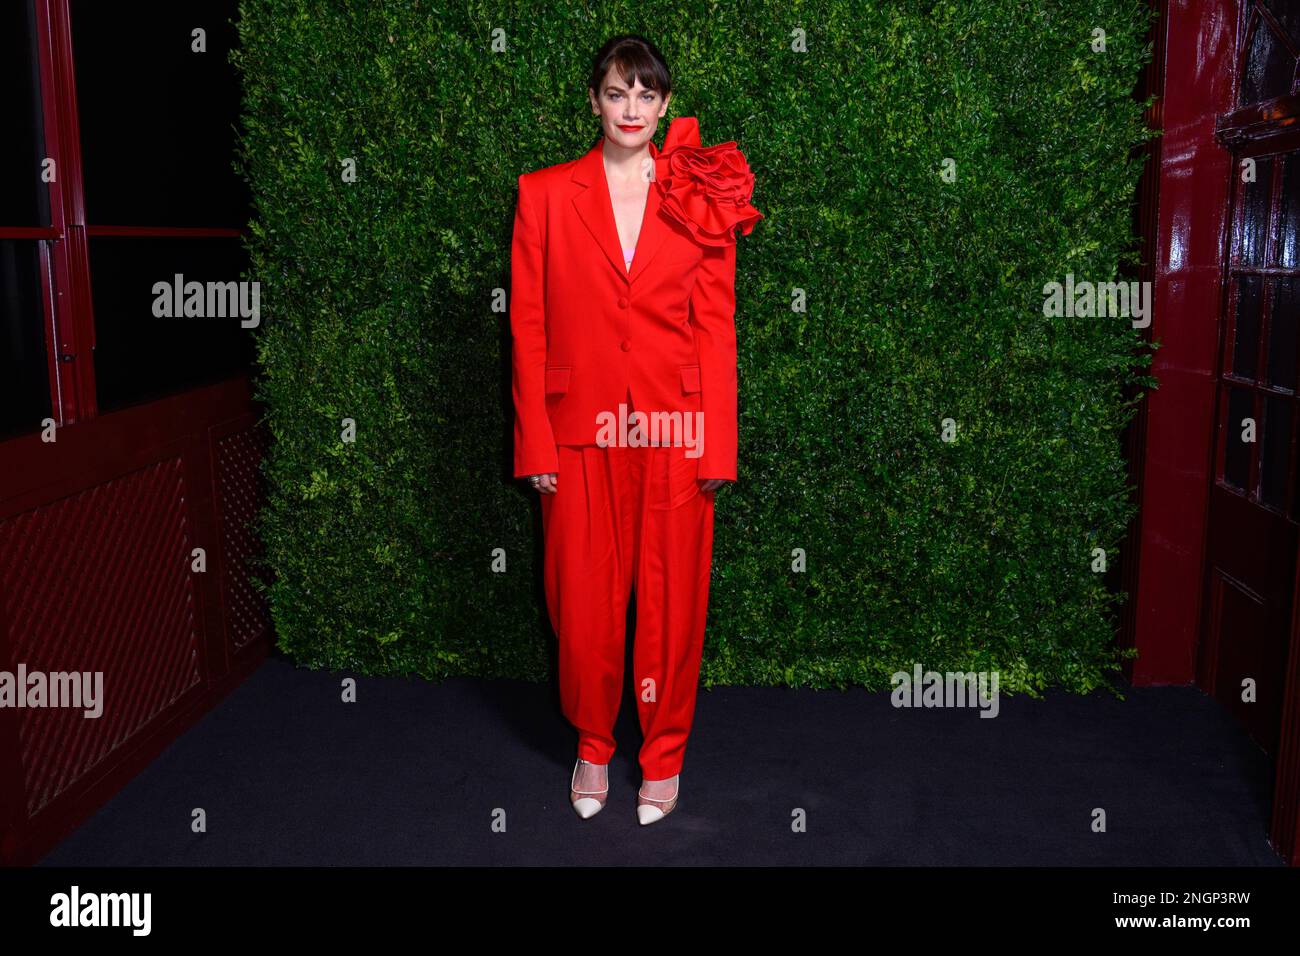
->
[620, 339, 632, 351]
[617, 296, 629, 308]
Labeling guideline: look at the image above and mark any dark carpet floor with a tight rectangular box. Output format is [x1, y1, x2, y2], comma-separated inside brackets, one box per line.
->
[37, 647, 1285, 866]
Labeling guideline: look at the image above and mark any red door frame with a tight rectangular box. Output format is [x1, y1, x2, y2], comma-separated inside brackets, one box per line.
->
[1129, 0, 1300, 862]
[0, 0, 247, 430]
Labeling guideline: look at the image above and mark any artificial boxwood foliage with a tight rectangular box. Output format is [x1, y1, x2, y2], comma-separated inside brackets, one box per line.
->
[232, 0, 1157, 696]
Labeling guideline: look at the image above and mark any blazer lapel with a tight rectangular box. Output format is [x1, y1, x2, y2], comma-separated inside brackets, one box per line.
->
[571, 135, 671, 284]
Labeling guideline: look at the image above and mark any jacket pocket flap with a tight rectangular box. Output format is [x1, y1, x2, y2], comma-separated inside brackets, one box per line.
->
[544, 366, 571, 394]
[680, 364, 701, 394]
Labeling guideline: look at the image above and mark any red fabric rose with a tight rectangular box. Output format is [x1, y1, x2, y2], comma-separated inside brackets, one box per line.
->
[652, 117, 763, 247]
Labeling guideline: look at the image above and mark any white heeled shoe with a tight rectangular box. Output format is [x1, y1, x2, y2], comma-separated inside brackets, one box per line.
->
[570, 758, 608, 819]
[636, 774, 679, 825]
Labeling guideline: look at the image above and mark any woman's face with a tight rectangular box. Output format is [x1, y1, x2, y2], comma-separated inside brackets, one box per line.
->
[589, 63, 670, 149]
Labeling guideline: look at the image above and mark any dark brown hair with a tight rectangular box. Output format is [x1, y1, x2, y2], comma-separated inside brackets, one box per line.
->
[587, 34, 672, 100]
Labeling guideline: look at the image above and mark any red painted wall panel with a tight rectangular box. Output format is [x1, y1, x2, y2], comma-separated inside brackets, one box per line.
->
[0, 377, 269, 864]
[1132, 0, 1241, 683]
[0, 456, 203, 816]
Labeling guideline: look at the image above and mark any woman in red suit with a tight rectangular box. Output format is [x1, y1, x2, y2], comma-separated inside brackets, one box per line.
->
[509, 34, 761, 824]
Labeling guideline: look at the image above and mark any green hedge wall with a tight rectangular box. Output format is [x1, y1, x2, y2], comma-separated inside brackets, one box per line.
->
[233, 0, 1157, 695]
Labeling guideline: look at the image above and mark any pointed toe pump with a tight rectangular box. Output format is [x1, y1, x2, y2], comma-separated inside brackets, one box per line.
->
[636, 774, 679, 825]
[570, 758, 609, 819]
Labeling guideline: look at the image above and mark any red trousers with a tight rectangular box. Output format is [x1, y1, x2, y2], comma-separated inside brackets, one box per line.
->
[539, 429, 715, 780]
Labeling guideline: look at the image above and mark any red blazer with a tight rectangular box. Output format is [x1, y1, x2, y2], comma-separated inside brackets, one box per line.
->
[509, 116, 761, 481]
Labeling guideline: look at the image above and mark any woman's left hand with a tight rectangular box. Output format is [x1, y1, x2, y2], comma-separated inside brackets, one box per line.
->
[698, 478, 730, 493]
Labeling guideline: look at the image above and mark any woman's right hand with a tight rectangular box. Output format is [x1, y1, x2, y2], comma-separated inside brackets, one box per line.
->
[527, 473, 558, 494]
